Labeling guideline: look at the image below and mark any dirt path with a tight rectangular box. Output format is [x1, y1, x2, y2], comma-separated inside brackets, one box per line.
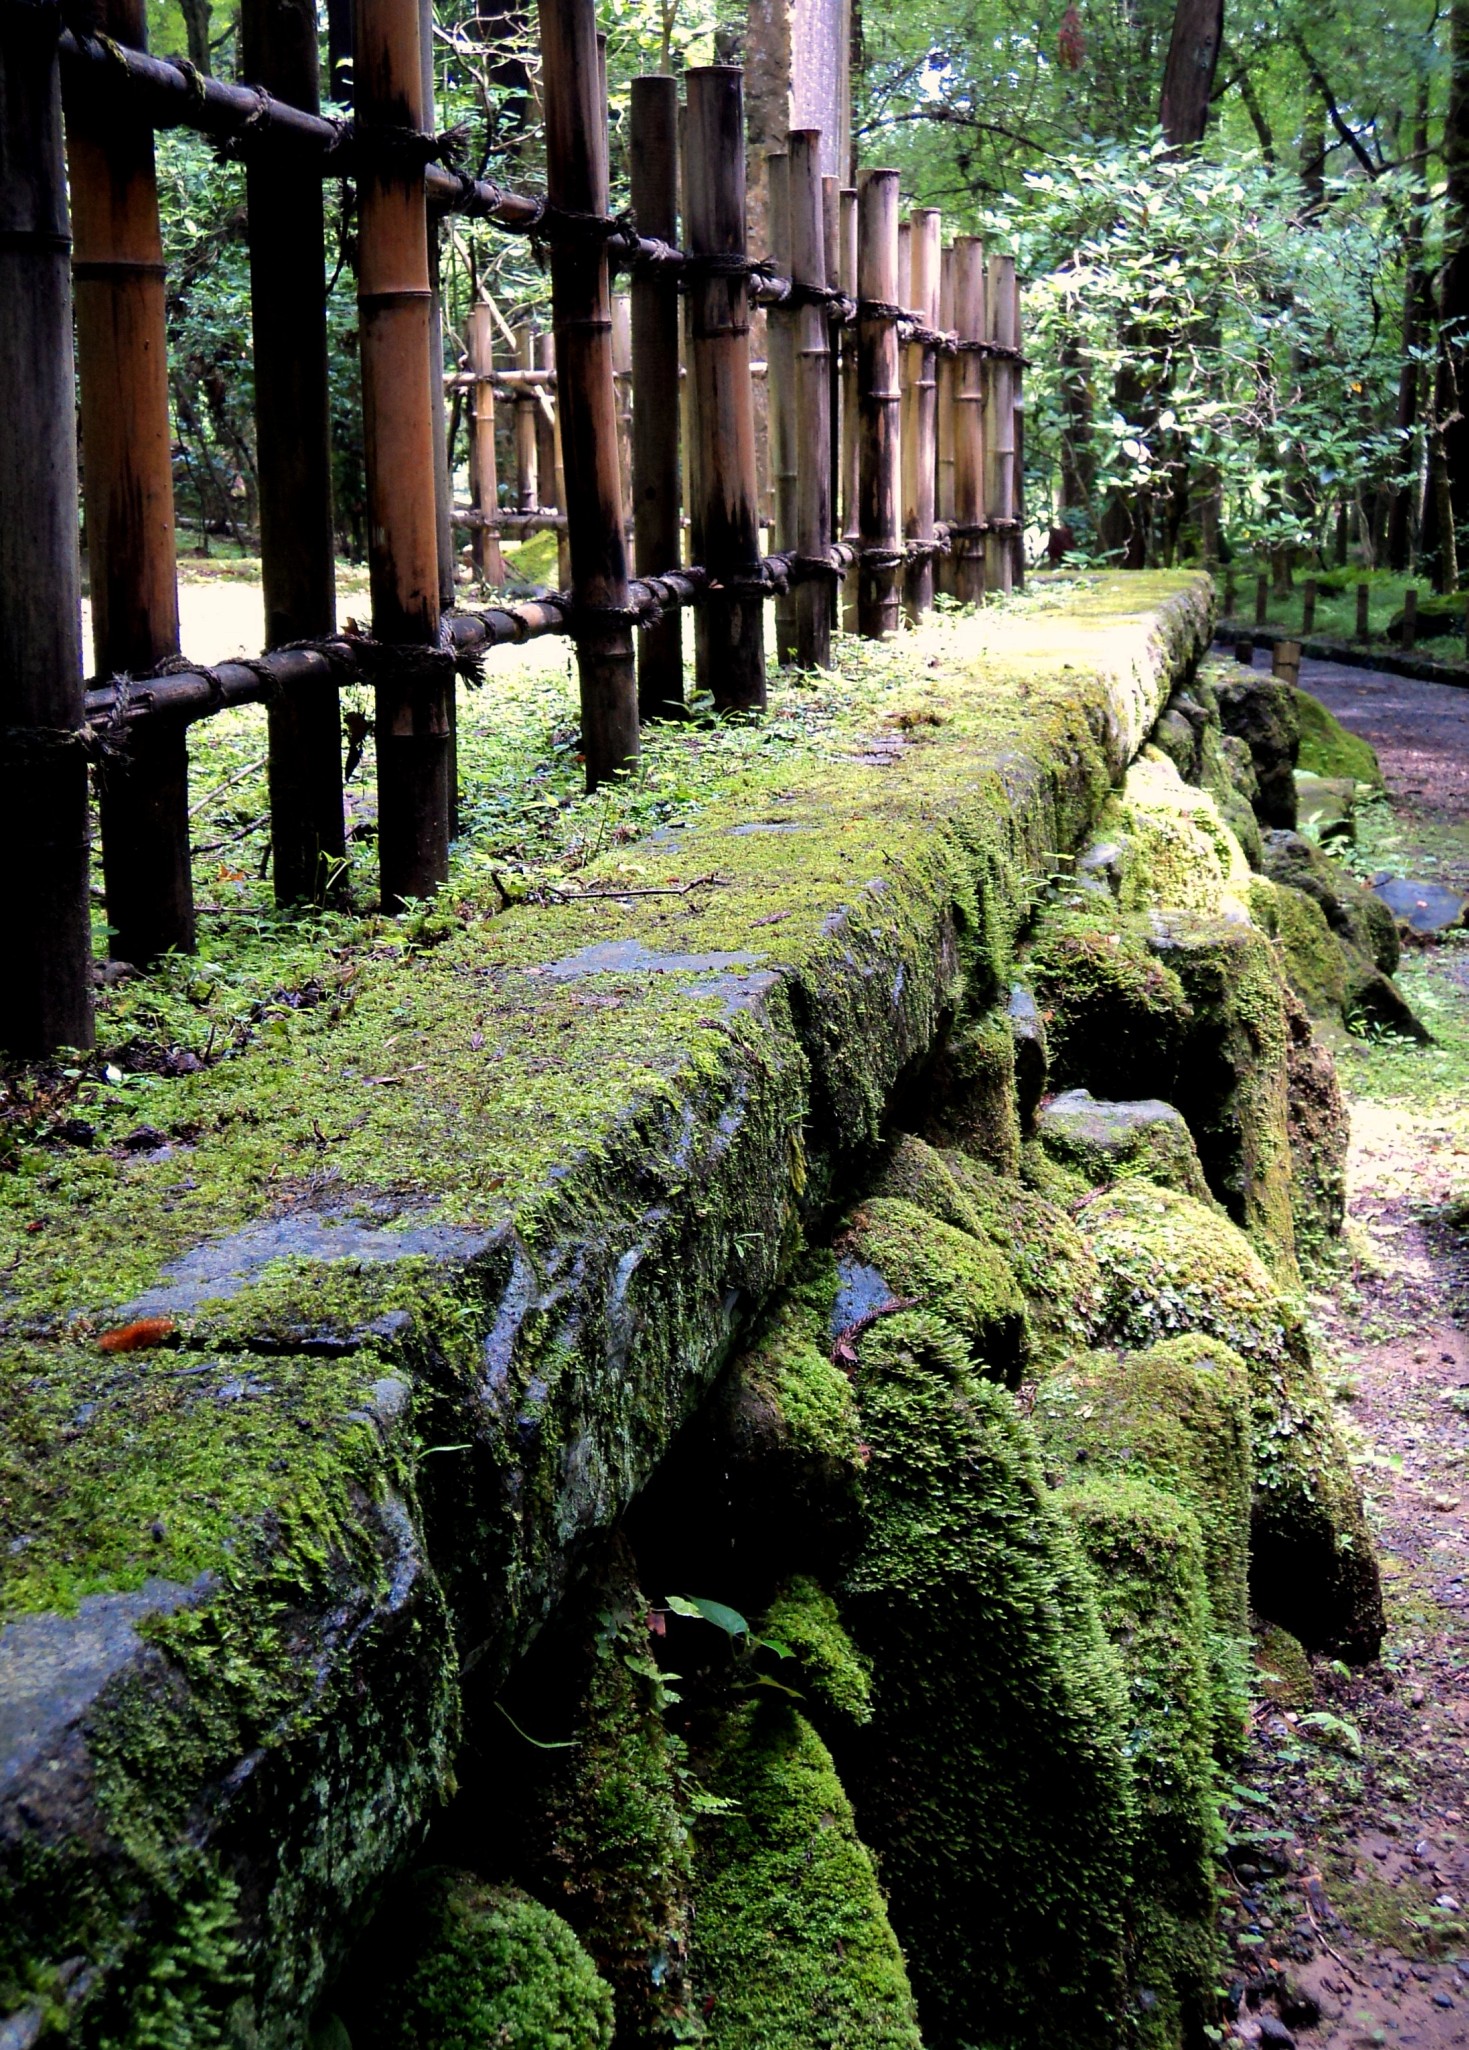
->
[1228, 658, 1469, 2050]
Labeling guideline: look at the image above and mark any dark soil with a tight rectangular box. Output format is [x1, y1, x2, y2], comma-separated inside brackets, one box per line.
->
[1225, 656, 1469, 2050]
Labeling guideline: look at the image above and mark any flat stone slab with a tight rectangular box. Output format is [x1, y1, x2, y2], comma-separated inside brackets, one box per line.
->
[1370, 875, 1468, 936]
[1037, 1088, 1214, 1204]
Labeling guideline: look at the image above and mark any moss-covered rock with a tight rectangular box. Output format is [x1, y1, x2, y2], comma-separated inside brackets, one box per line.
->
[1032, 1336, 1253, 1751]
[1008, 984, 1049, 1133]
[1294, 772, 1357, 845]
[689, 1700, 922, 2049]
[921, 1007, 1023, 1174]
[1111, 750, 1254, 916]
[839, 1194, 1029, 1384]
[1286, 688, 1384, 783]
[1029, 902, 1195, 1103]
[358, 1871, 614, 2050]
[1037, 1089, 1216, 1206]
[838, 1308, 1134, 2050]
[1198, 724, 1265, 871]
[1261, 830, 1400, 976]
[1216, 676, 1299, 829]
[1076, 1181, 1383, 1661]
[1058, 1479, 1224, 2050]
[1282, 991, 1349, 1265]
[761, 1577, 873, 1725]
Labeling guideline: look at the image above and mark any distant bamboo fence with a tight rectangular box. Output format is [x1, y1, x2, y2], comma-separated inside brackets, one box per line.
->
[0, 0, 1025, 1059]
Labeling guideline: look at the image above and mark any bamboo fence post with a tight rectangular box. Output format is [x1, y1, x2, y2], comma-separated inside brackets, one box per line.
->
[822, 173, 842, 634]
[839, 184, 859, 631]
[535, 328, 571, 586]
[513, 323, 538, 511]
[66, 0, 192, 965]
[354, 0, 450, 906]
[789, 128, 832, 670]
[983, 252, 1017, 597]
[684, 65, 766, 711]
[903, 207, 941, 622]
[468, 304, 506, 585]
[951, 235, 986, 606]
[420, 0, 454, 617]
[611, 290, 634, 526]
[539, 0, 638, 782]
[1011, 319, 1026, 592]
[629, 74, 684, 718]
[241, 0, 345, 906]
[766, 149, 799, 664]
[857, 167, 902, 638]
[0, 0, 93, 1053]
[936, 243, 956, 597]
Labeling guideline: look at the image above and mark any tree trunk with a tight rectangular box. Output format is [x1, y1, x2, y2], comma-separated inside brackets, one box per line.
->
[179, 0, 212, 76]
[1438, 0, 1469, 574]
[1159, 0, 1223, 147]
[1387, 88, 1431, 572]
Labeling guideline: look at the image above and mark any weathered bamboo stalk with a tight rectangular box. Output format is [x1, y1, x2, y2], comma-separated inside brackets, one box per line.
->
[611, 290, 634, 525]
[420, 0, 455, 621]
[857, 168, 902, 638]
[539, 0, 638, 782]
[839, 185, 859, 632]
[684, 66, 766, 711]
[539, 328, 573, 588]
[903, 206, 941, 622]
[66, 0, 192, 965]
[513, 324, 539, 511]
[468, 304, 506, 585]
[1, 0, 94, 1052]
[984, 251, 1017, 597]
[629, 74, 684, 718]
[354, 0, 450, 905]
[789, 129, 833, 670]
[822, 173, 843, 635]
[241, 0, 345, 906]
[936, 242, 956, 597]
[951, 235, 986, 606]
[766, 150, 799, 664]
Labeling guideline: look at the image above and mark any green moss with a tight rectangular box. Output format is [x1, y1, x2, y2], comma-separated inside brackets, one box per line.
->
[1029, 902, 1196, 1101]
[925, 1008, 1022, 1173]
[1036, 1092, 1216, 1207]
[843, 1193, 1030, 1382]
[1292, 688, 1384, 790]
[761, 1576, 872, 1725]
[1261, 878, 1351, 1019]
[1076, 1181, 1383, 1661]
[360, 1871, 614, 2050]
[1252, 1619, 1314, 1709]
[1033, 1336, 1253, 1751]
[839, 1309, 1134, 2050]
[1111, 750, 1252, 916]
[871, 1134, 1103, 1367]
[1059, 1477, 1224, 2050]
[690, 1699, 921, 2049]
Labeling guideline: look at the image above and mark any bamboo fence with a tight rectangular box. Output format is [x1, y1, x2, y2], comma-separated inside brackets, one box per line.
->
[0, 0, 1026, 1058]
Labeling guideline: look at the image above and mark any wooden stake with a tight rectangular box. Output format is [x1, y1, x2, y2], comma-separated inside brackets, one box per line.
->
[1402, 585, 1418, 650]
[468, 304, 506, 586]
[1, 0, 94, 1052]
[540, 0, 638, 781]
[1254, 572, 1269, 626]
[629, 74, 684, 718]
[766, 150, 798, 665]
[790, 128, 832, 669]
[684, 66, 766, 711]
[1301, 577, 1317, 635]
[936, 243, 956, 597]
[903, 207, 941, 622]
[242, 0, 345, 906]
[951, 235, 985, 606]
[513, 323, 538, 512]
[67, 0, 192, 965]
[983, 251, 1016, 597]
[857, 167, 902, 638]
[354, 0, 450, 905]
[1272, 639, 1302, 684]
[1356, 582, 1370, 640]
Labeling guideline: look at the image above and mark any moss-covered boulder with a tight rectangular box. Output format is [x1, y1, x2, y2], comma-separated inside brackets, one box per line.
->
[1036, 1090, 1216, 1206]
[1261, 830, 1399, 975]
[1008, 984, 1049, 1132]
[1111, 750, 1254, 916]
[762, 1577, 873, 1726]
[839, 1308, 1135, 2050]
[1216, 676, 1299, 829]
[838, 1194, 1029, 1383]
[689, 1699, 922, 2049]
[1282, 991, 1349, 1263]
[1058, 1479, 1224, 2050]
[356, 1871, 614, 2050]
[920, 1007, 1023, 1175]
[1029, 902, 1196, 1102]
[869, 1135, 1103, 1369]
[1075, 1181, 1383, 1661]
[1293, 772, 1357, 845]
[1291, 688, 1384, 789]
[1033, 1335, 1253, 1750]
[1198, 725, 1266, 871]
[1253, 846, 1427, 1043]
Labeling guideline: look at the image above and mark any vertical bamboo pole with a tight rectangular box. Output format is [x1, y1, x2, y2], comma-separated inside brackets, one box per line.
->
[983, 252, 1016, 597]
[468, 304, 506, 585]
[1, 0, 93, 1052]
[514, 323, 539, 512]
[242, 0, 345, 906]
[684, 66, 766, 711]
[838, 186, 860, 631]
[611, 291, 634, 526]
[629, 74, 684, 718]
[534, 330, 558, 513]
[936, 243, 956, 597]
[903, 207, 941, 622]
[420, 0, 454, 617]
[541, 329, 572, 588]
[539, 0, 638, 782]
[354, 0, 450, 905]
[951, 235, 986, 606]
[857, 169, 902, 638]
[822, 173, 842, 635]
[67, 0, 191, 964]
[766, 151, 799, 664]
[789, 129, 832, 670]
[1010, 279, 1026, 591]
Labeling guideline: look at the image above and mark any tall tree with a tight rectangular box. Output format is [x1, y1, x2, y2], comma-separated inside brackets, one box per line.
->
[1159, 0, 1224, 149]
